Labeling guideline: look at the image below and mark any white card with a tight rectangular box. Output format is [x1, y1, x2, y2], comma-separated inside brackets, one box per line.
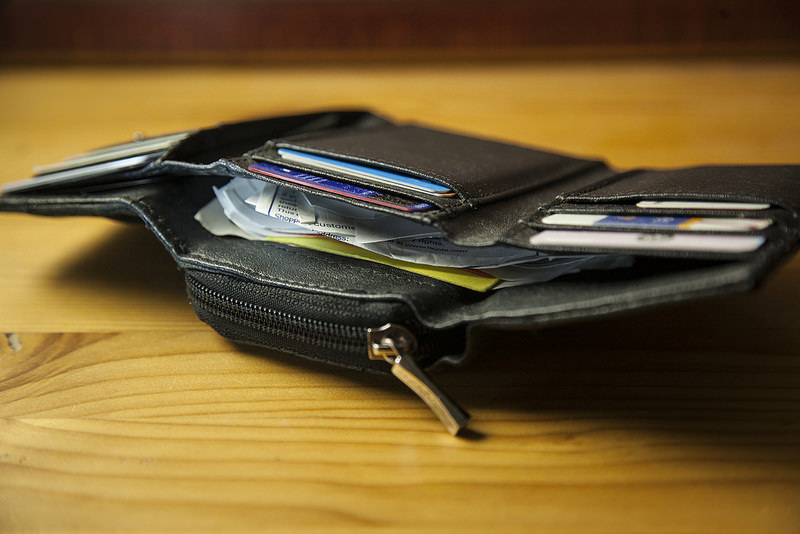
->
[529, 230, 765, 253]
[635, 200, 770, 210]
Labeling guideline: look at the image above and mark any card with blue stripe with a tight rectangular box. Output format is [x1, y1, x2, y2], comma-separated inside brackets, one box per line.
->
[277, 148, 454, 197]
[248, 162, 433, 212]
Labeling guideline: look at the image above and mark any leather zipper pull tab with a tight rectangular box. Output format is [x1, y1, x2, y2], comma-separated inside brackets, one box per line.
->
[367, 324, 471, 435]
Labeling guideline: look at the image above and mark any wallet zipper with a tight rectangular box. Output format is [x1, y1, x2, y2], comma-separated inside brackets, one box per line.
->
[367, 323, 470, 435]
[186, 277, 470, 435]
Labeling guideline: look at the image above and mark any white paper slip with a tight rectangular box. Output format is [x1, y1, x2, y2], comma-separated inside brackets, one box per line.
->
[213, 178, 312, 238]
[636, 200, 770, 211]
[195, 195, 265, 241]
[529, 230, 765, 253]
[541, 213, 772, 232]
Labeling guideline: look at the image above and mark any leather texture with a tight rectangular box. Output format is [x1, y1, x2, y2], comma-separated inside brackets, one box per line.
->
[1, 110, 799, 367]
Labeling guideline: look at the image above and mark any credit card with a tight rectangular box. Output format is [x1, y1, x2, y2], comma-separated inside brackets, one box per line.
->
[636, 200, 770, 210]
[2, 153, 160, 194]
[277, 148, 454, 196]
[541, 213, 771, 232]
[248, 162, 433, 212]
[529, 230, 765, 253]
[31, 131, 189, 176]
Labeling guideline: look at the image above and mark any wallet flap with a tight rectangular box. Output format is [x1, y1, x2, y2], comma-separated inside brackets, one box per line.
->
[563, 165, 800, 211]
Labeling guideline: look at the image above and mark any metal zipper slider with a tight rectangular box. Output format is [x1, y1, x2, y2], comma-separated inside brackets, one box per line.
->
[367, 323, 471, 435]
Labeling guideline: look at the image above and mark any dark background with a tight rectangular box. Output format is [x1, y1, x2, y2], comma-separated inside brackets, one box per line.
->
[2, 0, 799, 63]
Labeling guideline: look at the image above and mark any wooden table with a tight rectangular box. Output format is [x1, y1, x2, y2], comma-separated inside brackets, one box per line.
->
[1, 60, 799, 532]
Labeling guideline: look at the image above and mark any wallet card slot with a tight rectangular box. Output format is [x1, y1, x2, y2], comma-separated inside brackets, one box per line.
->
[521, 231, 774, 260]
[512, 201, 794, 261]
[543, 202, 785, 217]
[251, 123, 606, 210]
[228, 158, 449, 222]
[240, 155, 457, 212]
[528, 216, 776, 237]
[506, 207, 799, 262]
[530, 204, 787, 233]
[561, 166, 800, 212]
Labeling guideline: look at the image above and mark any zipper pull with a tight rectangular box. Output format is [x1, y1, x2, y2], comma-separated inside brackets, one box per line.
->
[367, 323, 471, 435]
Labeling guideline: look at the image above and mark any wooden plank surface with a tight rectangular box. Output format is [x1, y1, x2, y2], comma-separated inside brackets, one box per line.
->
[1, 60, 800, 532]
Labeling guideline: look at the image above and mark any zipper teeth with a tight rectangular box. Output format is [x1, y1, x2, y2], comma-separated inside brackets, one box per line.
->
[186, 276, 366, 354]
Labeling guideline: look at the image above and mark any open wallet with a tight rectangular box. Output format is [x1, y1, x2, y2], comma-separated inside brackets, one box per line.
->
[2, 109, 800, 435]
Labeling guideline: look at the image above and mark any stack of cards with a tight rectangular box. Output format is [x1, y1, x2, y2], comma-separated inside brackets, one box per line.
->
[247, 147, 458, 212]
[248, 161, 435, 212]
[534, 205, 771, 253]
[2, 131, 190, 194]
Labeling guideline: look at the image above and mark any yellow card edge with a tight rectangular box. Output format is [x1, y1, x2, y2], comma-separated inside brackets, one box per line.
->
[264, 235, 498, 292]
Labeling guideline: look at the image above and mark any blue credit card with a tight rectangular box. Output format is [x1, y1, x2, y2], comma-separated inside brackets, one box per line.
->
[248, 162, 433, 212]
[277, 148, 454, 196]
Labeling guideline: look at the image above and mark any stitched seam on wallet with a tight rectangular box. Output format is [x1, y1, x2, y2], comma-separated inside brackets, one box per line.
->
[127, 199, 373, 292]
[127, 192, 450, 294]
[559, 169, 643, 199]
[554, 170, 800, 205]
[133, 201, 444, 294]
[131, 198, 190, 256]
[184, 242, 446, 294]
[268, 122, 398, 148]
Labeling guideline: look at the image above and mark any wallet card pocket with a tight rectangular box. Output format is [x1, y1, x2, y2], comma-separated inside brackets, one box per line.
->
[561, 165, 800, 211]
[251, 123, 605, 214]
[513, 165, 800, 260]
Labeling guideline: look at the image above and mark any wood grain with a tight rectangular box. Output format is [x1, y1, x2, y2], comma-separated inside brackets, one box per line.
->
[1, 60, 800, 532]
[2, 321, 800, 531]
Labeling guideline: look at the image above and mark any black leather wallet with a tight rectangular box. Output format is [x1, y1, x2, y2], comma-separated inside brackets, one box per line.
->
[2, 110, 799, 434]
